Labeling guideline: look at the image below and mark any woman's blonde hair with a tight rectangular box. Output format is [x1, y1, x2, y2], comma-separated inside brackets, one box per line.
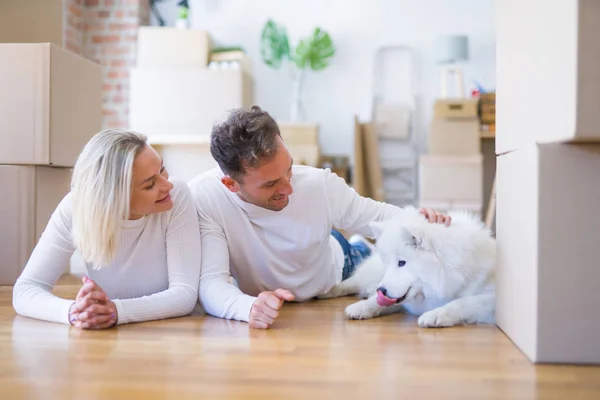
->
[71, 128, 148, 267]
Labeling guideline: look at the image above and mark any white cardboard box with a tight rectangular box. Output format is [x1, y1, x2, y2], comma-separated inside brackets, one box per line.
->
[419, 155, 482, 201]
[428, 118, 481, 156]
[137, 27, 211, 68]
[129, 68, 253, 139]
[153, 144, 218, 184]
[0, 165, 72, 285]
[496, 0, 600, 154]
[496, 143, 600, 364]
[0, 43, 102, 167]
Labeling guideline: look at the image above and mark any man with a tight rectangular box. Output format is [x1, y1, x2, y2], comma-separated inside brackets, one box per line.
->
[188, 106, 450, 329]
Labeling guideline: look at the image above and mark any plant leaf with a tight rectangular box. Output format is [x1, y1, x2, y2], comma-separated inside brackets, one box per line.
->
[294, 27, 335, 71]
[260, 19, 290, 69]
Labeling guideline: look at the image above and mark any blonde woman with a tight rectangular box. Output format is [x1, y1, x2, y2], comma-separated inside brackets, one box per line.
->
[13, 129, 202, 329]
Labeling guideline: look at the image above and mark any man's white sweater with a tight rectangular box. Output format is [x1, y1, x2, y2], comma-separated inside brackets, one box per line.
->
[188, 166, 402, 323]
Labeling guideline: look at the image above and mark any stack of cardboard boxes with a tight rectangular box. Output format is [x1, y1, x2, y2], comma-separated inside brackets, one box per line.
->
[129, 27, 254, 182]
[0, 44, 102, 284]
[419, 99, 482, 217]
[496, 0, 600, 364]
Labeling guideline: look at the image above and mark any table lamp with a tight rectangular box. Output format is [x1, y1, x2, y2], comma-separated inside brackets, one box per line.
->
[434, 35, 469, 98]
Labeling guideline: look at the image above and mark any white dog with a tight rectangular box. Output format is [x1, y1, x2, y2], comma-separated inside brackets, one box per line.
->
[322, 207, 496, 328]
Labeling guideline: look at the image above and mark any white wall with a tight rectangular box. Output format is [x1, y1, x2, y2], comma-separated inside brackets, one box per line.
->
[151, 0, 495, 157]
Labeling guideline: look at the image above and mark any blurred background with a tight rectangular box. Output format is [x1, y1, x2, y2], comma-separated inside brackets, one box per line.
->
[0, 0, 496, 282]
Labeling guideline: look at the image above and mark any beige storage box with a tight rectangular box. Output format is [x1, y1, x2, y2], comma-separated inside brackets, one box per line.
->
[497, 0, 600, 154]
[0, 43, 102, 167]
[0, 165, 72, 285]
[0, 0, 63, 46]
[496, 143, 600, 364]
[433, 99, 478, 119]
[428, 117, 481, 156]
[129, 68, 253, 139]
[286, 145, 321, 167]
[278, 123, 319, 146]
[419, 154, 482, 201]
[137, 27, 211, 68]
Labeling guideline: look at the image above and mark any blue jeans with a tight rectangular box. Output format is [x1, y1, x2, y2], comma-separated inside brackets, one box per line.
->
[331, 230, 373, 281]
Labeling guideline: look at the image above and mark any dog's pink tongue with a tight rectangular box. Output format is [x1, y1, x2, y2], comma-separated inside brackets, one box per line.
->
[376, 290, 398, 307]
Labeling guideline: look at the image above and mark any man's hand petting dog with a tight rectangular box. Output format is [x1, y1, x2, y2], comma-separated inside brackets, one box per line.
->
[249, 289, 295, 329]
[419, 208, 452, 227]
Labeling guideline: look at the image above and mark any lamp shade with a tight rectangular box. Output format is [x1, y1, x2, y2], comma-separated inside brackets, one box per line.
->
[434, 35, 468, 64]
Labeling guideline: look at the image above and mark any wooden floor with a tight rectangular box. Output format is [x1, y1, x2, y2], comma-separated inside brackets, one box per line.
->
[1, 275, 599, 400]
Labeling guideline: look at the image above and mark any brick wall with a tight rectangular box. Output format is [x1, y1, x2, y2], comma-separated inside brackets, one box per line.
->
[64, 0, 85, 55]
[72, 0, 150, 129]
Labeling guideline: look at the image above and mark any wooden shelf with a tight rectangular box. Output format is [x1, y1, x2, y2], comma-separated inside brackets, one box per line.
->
[146, 135, 210, 145]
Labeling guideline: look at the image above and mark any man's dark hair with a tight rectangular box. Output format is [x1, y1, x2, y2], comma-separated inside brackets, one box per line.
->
[210, 105, 281, 181]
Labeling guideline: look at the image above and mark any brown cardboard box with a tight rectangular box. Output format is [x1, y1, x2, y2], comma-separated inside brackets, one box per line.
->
[0, 166, 72, 285]
[419, 155, 483, 201]
[497, 0, 600, 154]
[496, 143, 600, 364]
[428, 118, 481, 155]
[433, 99, 478, 119]
[0, 0, 63, 46]
[0, 43, 102, 167]
[278, 123, 319, 146]
[137, 27, 212, 68]
[286, 145, 320, 167]
[352, 116, 368, 196]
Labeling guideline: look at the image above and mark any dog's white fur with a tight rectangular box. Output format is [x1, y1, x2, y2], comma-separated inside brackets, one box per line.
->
[321, 207, 496, 328]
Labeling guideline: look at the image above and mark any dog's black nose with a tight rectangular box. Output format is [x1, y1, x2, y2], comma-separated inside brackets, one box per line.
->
[377, 287, 387, 296]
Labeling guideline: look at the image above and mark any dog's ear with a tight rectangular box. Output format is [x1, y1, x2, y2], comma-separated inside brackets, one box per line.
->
[368, 220, 387, 239]
[403, 227, 423, 249]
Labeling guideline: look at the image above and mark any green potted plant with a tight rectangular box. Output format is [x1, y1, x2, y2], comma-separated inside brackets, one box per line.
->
[260, 19, 335, 122]
[174, 0, 189, 29]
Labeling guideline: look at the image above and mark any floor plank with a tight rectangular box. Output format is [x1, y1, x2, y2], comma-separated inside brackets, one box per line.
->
[1, 276, 599, 399]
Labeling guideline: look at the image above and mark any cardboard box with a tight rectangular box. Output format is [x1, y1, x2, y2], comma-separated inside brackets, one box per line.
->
[497, 0, 600, 154]
[496, 143, 600, 364]
[352, 116, 368, 197]
[0, 43, 102, 166]
[362, 122, 385, 201]
[137, 27, 211, 67]
[278, 123, 319, 146]
[428, 118, 481, 156]
[286, 145, 320, 167]
[0, 0, 63, 46]
[0, 165, 72, 285]
[433, 99, 478, 119]
[129, 68, 253, 138]
[419, 155, 483, 201]
[154, 144, 218, 184]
